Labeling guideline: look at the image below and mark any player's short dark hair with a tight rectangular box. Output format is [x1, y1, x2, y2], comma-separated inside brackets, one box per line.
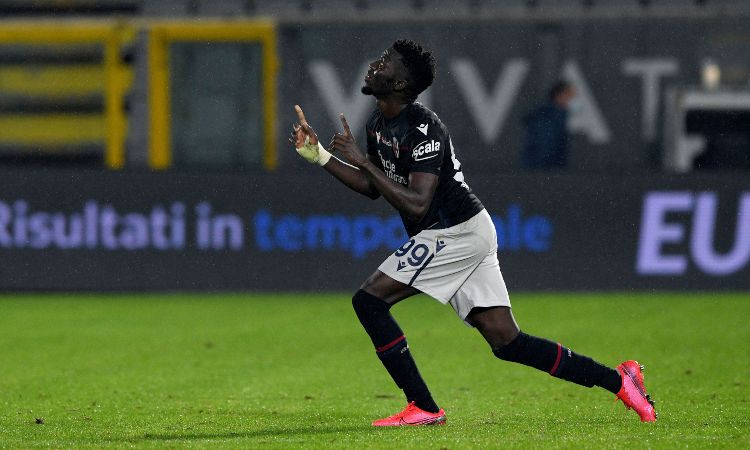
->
[392, 39, 435, 101]
[548, 80, 573, 101]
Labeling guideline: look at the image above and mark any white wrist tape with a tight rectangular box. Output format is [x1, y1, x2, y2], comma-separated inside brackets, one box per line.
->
[316, 142, 332, 166]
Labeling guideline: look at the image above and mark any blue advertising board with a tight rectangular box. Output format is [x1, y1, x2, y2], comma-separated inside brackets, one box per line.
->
[0, 169, 747, 291]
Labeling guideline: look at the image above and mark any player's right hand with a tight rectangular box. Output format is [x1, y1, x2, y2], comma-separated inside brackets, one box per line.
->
[290, 105, 331, 166]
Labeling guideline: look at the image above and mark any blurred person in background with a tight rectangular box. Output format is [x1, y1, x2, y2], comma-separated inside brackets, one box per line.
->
[521, 80, 577, 169]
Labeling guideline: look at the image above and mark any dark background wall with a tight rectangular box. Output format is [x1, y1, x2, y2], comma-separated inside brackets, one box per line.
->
[275, 17, 750, 174]
[1, 169, 747, 291]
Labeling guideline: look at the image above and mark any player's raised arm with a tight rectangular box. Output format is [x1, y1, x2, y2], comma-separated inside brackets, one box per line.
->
[331, 114, 438, 221]
[290, 105, 380, 199]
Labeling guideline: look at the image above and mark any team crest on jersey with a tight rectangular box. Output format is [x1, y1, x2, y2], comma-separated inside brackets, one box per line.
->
[376, 131, 400, 158]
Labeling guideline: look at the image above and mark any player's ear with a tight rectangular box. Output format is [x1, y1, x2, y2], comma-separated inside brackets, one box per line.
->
[393, 79, 408, 93]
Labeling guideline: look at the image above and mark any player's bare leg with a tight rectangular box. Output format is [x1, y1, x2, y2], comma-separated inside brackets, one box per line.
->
[467, 306, 657, 422]
[353, 270, 446, 426]
[359, 269, 420, 306]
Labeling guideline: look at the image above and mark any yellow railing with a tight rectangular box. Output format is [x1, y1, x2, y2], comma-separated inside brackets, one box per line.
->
[0, 19, 278, 170]
[0, 21, 134, 168]
[0, 65, 126, 97]
[147, 20, 278, 171]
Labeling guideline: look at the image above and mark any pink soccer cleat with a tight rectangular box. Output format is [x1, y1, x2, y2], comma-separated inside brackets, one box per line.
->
[372, 402, 446, 426]
[616, 360, 657, 422]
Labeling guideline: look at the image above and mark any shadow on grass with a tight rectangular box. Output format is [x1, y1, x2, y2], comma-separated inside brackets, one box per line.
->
[109, 425, 368, 443]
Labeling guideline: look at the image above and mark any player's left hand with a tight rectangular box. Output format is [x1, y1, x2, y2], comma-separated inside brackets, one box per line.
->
[330, 114, 367, 168]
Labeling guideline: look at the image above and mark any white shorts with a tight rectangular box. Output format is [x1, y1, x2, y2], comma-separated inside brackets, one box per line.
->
[378, 209, 511, 324]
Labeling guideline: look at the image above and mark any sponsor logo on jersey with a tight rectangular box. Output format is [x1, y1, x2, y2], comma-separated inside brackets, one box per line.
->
[416, 123, 429, 135]
[378, 151, 408, 185]
[376, 131, 400, 158]
[412, 140, 441, 161]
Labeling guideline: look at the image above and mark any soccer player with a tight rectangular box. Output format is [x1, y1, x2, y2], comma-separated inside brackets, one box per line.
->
[290, 39, 656, 426]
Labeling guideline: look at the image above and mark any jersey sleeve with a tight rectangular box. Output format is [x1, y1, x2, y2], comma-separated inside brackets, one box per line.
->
[405, 121, 446, 175]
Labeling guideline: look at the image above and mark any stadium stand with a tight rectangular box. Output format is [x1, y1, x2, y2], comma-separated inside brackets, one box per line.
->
[140, 0, 192, 17]
[418, 0, 477, 15]
[0, 0, 746, 168]
[0, 38, 133, 164]
[195, 0, 247, 16]
[359, 0, 418, 15]
[0, 1, 136, 164]
[306, 0, 365, 17]
[250, 0, 308, 17]
[0, 0, 745, 20]
[0, 0, 139, 16]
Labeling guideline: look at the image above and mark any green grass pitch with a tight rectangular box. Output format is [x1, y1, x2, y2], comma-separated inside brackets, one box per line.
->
[1, 292, 748, 448]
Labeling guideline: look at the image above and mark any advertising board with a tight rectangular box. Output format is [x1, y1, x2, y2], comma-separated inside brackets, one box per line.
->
[1, 169, 746, 291]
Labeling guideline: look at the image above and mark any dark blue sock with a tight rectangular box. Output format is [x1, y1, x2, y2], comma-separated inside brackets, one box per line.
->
[352, 289, 439, 413]
[493, 331, 621, 394]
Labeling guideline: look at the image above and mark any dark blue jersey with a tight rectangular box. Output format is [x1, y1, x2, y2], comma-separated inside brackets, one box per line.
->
[366, 102, 484, 237]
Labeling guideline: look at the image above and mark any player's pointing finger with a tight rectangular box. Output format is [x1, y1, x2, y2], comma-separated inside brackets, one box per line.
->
[294, 105, 308, 126]
[295, 105, 313, 132]
[340, 113, 353, 137]
[294, 104, 319, 144]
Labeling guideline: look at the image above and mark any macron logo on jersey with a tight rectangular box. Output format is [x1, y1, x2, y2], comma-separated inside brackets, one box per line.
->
[416, 124, 429, 135]
[412, 140, 441, 161]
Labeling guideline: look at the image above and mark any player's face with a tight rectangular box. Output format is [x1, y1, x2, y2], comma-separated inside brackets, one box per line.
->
[362, 48, 404, 96]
